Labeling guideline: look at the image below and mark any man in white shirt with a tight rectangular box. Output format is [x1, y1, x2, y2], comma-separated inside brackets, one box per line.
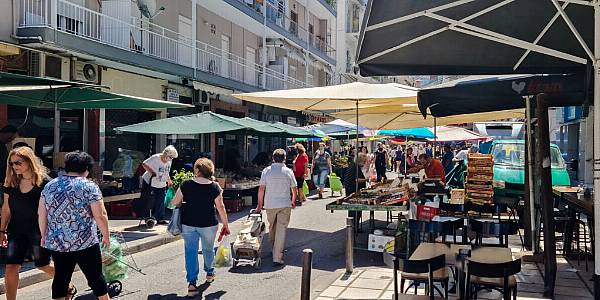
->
[256, 149, 297, 266]
[139, 145, 178, 224]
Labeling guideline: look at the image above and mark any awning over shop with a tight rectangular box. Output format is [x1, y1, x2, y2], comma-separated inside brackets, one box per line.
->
[426, 126, 488, 142]
[378, 127, 435, 139]
[418, 74, 588, 118]
[232, 82, 418, 111]
[240, 117, 327, 138]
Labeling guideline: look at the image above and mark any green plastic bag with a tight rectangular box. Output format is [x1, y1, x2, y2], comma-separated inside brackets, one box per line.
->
[164, 187, 176, 209]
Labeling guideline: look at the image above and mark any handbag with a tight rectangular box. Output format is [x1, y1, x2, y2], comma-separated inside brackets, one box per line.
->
[167, 207, 182, 236]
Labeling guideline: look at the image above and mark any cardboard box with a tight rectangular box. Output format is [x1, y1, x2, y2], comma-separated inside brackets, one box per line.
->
[368, 234, 395, 253]
[450, 189, 465, 204]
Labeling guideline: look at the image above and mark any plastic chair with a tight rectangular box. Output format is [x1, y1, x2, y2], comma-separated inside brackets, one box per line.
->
[466, 258, 521, 300]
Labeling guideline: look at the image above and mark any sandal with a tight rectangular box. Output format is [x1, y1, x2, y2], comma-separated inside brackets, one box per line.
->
[66, 284, 77, 300]
[206, 274, 215, 283]
[187, 284, 199, 297]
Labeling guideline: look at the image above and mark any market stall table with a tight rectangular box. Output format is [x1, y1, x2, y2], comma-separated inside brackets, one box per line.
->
[552, 186, 594, 257]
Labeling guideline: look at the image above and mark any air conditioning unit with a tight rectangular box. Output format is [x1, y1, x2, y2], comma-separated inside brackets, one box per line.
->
[73, 61, 98, 83]
[193, 90, 211, 106]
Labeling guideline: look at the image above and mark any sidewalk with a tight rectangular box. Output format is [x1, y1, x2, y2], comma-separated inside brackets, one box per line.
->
[314, 237, 594, 300]
[0, 218, 180, 294]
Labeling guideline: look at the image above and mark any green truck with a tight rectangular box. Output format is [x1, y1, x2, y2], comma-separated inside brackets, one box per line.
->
[485, 139, 571, 200]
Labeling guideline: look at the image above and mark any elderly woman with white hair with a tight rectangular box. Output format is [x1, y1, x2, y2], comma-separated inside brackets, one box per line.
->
[139, 145, 178, 225]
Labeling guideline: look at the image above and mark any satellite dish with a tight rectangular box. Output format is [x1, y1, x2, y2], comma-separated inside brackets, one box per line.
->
[135, 0, 164, 19]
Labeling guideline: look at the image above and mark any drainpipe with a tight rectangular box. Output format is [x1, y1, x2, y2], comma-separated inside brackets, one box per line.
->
[262, 1, 267, 89]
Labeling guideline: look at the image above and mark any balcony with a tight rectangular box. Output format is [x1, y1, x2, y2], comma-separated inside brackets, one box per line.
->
[230, 0, 336, 64]
[17, 0, 311, 91]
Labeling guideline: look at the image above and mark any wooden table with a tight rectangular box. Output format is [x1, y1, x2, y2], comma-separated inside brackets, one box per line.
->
[103, 192, 141, 203]
[407, 243, 512, 299]
[552, 187, 594, 256]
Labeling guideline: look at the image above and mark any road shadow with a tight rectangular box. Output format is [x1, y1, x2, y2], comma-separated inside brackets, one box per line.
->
[227, 218, 386, 275]
[146, 282, 226, 299]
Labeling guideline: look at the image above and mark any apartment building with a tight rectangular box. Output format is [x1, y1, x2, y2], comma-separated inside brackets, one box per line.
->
[335, 0, 363, 82]
[0, 0, 338, 169]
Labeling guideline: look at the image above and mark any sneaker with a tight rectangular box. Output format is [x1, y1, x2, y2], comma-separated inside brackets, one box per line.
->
[273, 261, 286, 267]
[187, 284, 199, 297]
[206, 274, 215, 283]
[157, 220, 170, 225]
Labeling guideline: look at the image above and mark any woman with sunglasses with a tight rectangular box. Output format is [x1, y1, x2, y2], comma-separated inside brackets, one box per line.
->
[0, 147, 74, 300]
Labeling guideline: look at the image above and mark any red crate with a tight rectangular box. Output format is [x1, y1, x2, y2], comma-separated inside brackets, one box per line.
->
[416, 205, 439, 221]
[224, 198, 244, 213]
[109, 202, 132, 217]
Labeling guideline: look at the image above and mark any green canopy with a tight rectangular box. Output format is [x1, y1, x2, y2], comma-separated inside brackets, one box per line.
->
[115, 111, 283, 135]
[0, 71, 192, 109]
[272, 122, 329, 138]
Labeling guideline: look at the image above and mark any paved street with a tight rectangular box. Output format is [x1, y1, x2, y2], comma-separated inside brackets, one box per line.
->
[15, 192, 384, 299]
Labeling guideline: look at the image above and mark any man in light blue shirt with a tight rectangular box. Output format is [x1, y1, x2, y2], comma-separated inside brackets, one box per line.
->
[256, 149, 297, 266]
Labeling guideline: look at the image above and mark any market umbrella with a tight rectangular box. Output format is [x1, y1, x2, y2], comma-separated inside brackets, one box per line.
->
[234, 82, 417, 192]
[240, 118, 328, 138]
[233, 82, 418, 110]
[418, 74, 589, 118]
[378, 128, 435, 139]
[333, 105, 525, 130]
[357, 1, 600, 295]
[116, 111, 282, 136]
[0, 71, 192, 152]
[425, 126, 488, 142]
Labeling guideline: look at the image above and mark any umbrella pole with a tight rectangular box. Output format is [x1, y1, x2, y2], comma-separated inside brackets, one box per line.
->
[355, 99, 359, 194]
[525, 96, 535, 251]
[53, 96, 60, 154]
[593, 5, 600, 294]
[434, 118, 437, 157]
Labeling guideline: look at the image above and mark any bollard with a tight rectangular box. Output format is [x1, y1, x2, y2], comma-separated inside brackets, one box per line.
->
[300, 249, 313, 300]
[346, 217, 354, 274]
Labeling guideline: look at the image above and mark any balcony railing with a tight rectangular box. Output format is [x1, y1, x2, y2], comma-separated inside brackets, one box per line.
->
[309, 33, 336, 59]
[19, 0, 313, 91]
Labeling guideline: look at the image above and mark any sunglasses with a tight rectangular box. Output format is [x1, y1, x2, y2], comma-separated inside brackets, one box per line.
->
[9, 160, 24, 167]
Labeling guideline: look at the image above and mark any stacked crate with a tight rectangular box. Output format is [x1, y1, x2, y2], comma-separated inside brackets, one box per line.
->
[465, 153, 494, 205]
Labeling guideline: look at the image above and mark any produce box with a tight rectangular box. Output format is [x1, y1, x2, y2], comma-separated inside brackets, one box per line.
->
[467, 173, 494, 182]
[467, 166, 494, 173]
[416, 204, 440, 221]
[108, 202, 132, 217]
[368, 234, 395, 253]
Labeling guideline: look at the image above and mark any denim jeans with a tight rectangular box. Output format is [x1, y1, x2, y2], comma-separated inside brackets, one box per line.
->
[314, 169, 329, 189]
[182, 224, 218, 285]
[140, 180, 167, 221]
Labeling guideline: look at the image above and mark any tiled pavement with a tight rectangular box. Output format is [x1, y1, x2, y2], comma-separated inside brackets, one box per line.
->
[315, 240, 594, 300]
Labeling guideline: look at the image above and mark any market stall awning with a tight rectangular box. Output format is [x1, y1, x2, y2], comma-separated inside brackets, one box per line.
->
[426, 126, 488, 142]
[116, 111, 300, 136]
[378, 127, 435, 139]
[333, 105, 524, 130]
[240, 117, 327, 138]
[357, 1, 593, 76]
[418, 74, 588, 118]
[232, 82, 418, 111]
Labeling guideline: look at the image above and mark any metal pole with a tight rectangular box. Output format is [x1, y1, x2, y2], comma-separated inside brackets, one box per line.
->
[53, 97, 60, 153]
[346, 217, 354, 273]
[433, 118, 437, 157]
[300, 249, 313, 300]
[82, 109, 88, 152]
[525, 96, 536, 251]
[537, 94, 556, 297]
[355, 99, 359, 193]
[592, 2, 600, 295]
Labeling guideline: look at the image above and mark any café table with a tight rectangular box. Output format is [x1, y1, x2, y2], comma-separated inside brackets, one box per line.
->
[406, 243, 513, 299]
[552, 186, 594, 257]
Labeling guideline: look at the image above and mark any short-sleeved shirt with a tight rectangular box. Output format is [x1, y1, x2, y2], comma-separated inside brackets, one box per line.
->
[454, 150, 469, 162]
[141, 154, 172, 188]
[293, 153, 308, 178]
[179, 180, 221, 228]
[424, 159, 446, 184]
[259, 163, 296, 209]
[4, 179, 48, 235]
[41, 175, 102, 252]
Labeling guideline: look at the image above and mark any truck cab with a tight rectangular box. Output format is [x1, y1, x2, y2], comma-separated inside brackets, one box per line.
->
[485, 140, 571, 199]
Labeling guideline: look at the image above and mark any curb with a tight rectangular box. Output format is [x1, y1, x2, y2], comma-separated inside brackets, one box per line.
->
[0, 233, 181, 294]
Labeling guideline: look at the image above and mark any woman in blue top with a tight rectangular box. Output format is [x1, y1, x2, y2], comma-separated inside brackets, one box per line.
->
[310, 143, 332, 199]
[38, 151, 111, 300]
